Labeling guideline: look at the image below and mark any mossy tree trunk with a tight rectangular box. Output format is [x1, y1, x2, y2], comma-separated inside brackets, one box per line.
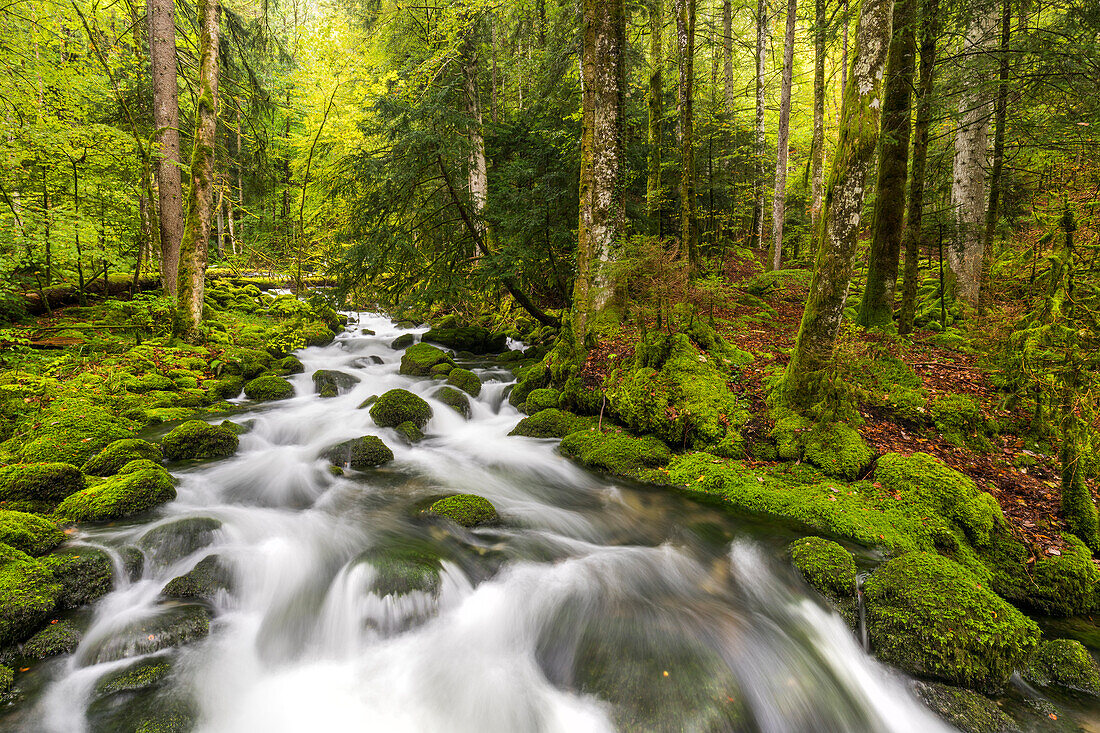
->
[769, 0, 797, 271]
[723, 0, 735, 120]
[810, 0, 826, 239]
[898, 0, 940, 335]
[857, 0, 916, 326]
[149, 0, 183, 296]
[572, 0, 625, 354]
[981, 0, 1011, 314]
[173, 0, 218, 343]
[780, 0, 894, 406]
[647, 0, 663, 234]
[751, 0, 769, 249]
[675, 0, 697, 268]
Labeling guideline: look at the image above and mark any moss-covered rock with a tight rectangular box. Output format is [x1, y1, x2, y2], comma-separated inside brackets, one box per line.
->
[138, 517, 222, 567]
[0, 665, 12, 700]
[369, 389, 432, 429]
[160, 421, 239, 461]
[399, 343, 455, 376]
[1024, 638, 1100, 694]
[912, 681, 1018, 733]
[424, 494, 499, 527]
[22, 619, 81, 659]
[0, 543, 59, 646]
[312, 369, 359, 398]
[429, 362, 454, 377]
[863, 552, 1040, 691]
[802, 423, 872, 480]
[79, 604, 210, 665]
[508, 362, 549, 408]
[16, 398, 136, 466]
[125, 373, 176, 394]
[394, 421, 424, 444]
[323, 436, 394, 469]
[0, 462, 85, 504]
[435, 386, 471, 419]
[931, 393, 988, 449]
[221, 346, 274, 378]
[275, 355, 305, 375]
[390, 333, 414, 350]
[162, 555, 233, 603]
[789, 537, 857, 601]
[559, 430, 672, 477]
[0, 511, 64, 556]
[446, 368, 482, 397]
[509, 409, 596, 439]
[523, 387, 560, 414]
[1022, 534, 1100, 617]
[81, 439, 163, 476]
[242, 375, 294, 401]
[219, 420, 249, 435]
[53, 463, 176, 523]
[206, 375, 245, 400]
[362, 544, 442, 596]
[422, 326, 506, 354]
[41, 545, 114, 609]
[95, 657, 173, 697]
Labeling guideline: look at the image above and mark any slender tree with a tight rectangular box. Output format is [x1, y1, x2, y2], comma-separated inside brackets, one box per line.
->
[148, 0, 183, 294]
[751, 0, 768, 248]
[675, 0, 697, 267]
[810, 0, 826, 238]
[723, 0, 735, 119]
[647, 0, 664, 232]
[770, 0, 798, 270]
[982, 0, 1011, 284]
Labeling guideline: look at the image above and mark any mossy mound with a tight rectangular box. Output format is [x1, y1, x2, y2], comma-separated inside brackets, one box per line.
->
[394, 421, 424, 444]
[0, 511, 64, 556]
[876, 452, 1002, 547]
[508, 362, 549, 408]
[362, 544, 442, 596]
[275, 355, 305, 375]
[390, 333, 414, 349]
[162, 555, 233, 603]
[41, 545, 114, 609]
[523, 387, 560, 414]
[743, 268, 813, 298]
[863, 552, 1040, 691]
[788, 537, 857, 601]
[399, 342, 455, 376]
[435, 386, 471, 419]
[242, 375, 295, 401]
[312, 369, 359, 398]
[559, 430, 672, 477]
[422, 326, 507, 354]
[206, 375, 244, 400]
[1021, 534, 1100, 617]
[53, 463, 176, 523]
[323, 436, 394, 470]
[138, 517, 222, 567]
[125, 373, 176, 394]
[1024, 638, 1100, 694]
[931, 393, 989, 449]
[802, 423, 872, 480]
[0, 543, 60, 646]
[446, 368, 482, 397]
[424, 494, 499, 527]
[0, 462, 85, 504]
[82, 439, 164, 476]
[16, 398, 136, 466]
[509, 409, 596, 439]
[95, 657, 173, 697]
[22, 619, 81, 659]
[369, 389, 432, 429]
[220, 347, 272, 378]
[913, 681, 1018, 733]
[429, 362, 454, 377]
[160, 421, 239, 461]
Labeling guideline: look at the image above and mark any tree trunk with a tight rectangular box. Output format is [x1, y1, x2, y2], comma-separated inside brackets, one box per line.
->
[810, 0, 825, 239]
[752, 0, 769, 248]
[573, 0, 626, 352]
[675, 0, 697, 267]
[898, 0, 940, 335]
[464, 37, 489, 248]
[981, 0, 1010, 313]
[769, 0, 797, 271]
[948, 0, 997, 306]
[647, 0, 664, 233]
[723, 0, 735, 119]
[173, 0, 218, 343]
[780, 0, 893, 405]
[149, 0, 183, 295]
[857, 0, 916, 326]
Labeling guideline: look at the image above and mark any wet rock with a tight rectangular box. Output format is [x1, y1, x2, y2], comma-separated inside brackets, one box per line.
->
[0, 463, 85, 505]
[399, 343, 455, 377]
[435, 387, 471, 419]
[119, 546, 145, 582]
[242, 375, 295, 401]
[394, 421, 424, 444]
[79, 604, 210, 665]
[82, 439, 164, 477]
[423, 494, 498, 527]
[369, 389, 432, 429]
[509, 409, 594, 439]
[323, 436, 394, 470]
[912, 681, 1018, 733]
[0, 511, 65, 557]
[94, 656, 173, 697]
[162, 555, 233, 603]
[218, 420, 249, 436]
[22, 619, 81, 659]
[361, 545, 442, 597]
[138, 517, 223, 567]
[312, 369, 359, 398]
[361, 328, 376, 335]
[390, 334, 414, 350]
[446, 368, 482, 397]
[275, 355, 305, 375]
[1024, 639, 1100, 694]
[42, 545, 114, 609]
[0, 543, 60, 646]
[160, 421, 239, 461]
[357, 394, 379, 410]
[53, 462, 177, 523]
[422, 326, 507, 354]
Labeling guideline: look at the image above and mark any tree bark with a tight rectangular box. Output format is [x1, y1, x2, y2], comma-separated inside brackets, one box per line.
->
[647, 0, 664, 233]
[769, 0, 797, 270]
[148, 0, 183, 295]
[781, 0, 893, 405]
[173, 0, 218, 342]
[810, 0, 825, 238]
[464, 36, 489, 249]
[981, 0, 1010, 311]
[857, 0, 916, 326]
[948, 0, 997, 306]
[752, 0, 769, 248]
[675, 0, 697, 267]
[723, 0, 735, 119]
[573, 0, 626, 352]
[898, 0, 940, 335]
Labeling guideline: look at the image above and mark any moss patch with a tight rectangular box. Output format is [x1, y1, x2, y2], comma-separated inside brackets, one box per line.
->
[323, 436, 394, 470]
[53, 464, 176, 522]
[559, 429, 672, 477]
[435, 386, 471, 419]
[523, 387, 560, 414]
[369, 389, 432, 429]
[446, 368, 482, 397]
[160, 421, 238, 461]
[422, 326, 506, 354]
[1021, 533, 1100, 617]
[0, 462, 85, 504]
[242, 375, 295, 401]
[0, 543, 60, 646]
[424, 494, 499, 527]
[15, 398, 137, 466]
[509, 409, 596, 439]
[162, 555, 232, 603]
[82, 439, 163, 476]
[1024, 638, 1100, 693]
[390, 333, 414, 349]
[0, 511, 64, 556]
[802, 423, 873, 480]
[399, 342, 455, 376]
[41, 545, 114, 609]
[789, 537, 857, 601]
[22, 619, 81, 659]
[312, 369, 359, 398]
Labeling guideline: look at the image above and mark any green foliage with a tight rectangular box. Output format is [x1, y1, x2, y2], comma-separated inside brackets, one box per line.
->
[160, 421, 239, 461]
[930, 393, 988, 449]
[369, 389, 432, 429]
[424, 494, 499, 527]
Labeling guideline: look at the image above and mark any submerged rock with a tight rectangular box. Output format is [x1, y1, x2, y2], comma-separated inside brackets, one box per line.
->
[161, 421, 239, 461]
[446, 367, 482, 397]
[323, 436, 394, 470]
[360, 544, 442, 597]
[399, 342, 455, 376]
[139, 517, 223, 567]
[94, 656, 173, 697]
[423, 494, 498, 528]
[435, 387, 471, 419]
[53, 462, 177, 523]
[369, 389, 432, 429]
[78, 604, 210, 665]
[81, 439, 164, 477]
[162, 555, 233, 603]
[912, 681, 1018, 733]
[242, 375, 295, 401]
[788, 536, 859, 628]
[312, 369, 359, 398]
[41, 545, 114, 609]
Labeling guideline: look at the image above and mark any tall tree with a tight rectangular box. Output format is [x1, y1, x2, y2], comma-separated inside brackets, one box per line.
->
[751, 0, 768, 248]
[675, 0, 697, 266]
[148, 0, 183, 294]
[647, 0, 664, 233]
[810, 0, 826, 238]
[174, 0, 219, 342]
[779, 0, 894, 404]
[723, 0, 735, 119]
[983, 0, 1011, 261]
[769, 0, 798, 270]
[573, 0, 626, 351]
[857, 0, 916, 325]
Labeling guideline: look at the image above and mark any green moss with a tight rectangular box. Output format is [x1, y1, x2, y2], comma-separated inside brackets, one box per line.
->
[0, 462, 85, 504]
[53, 464, 176, 522]
[789, 537, 857, 601]
[275, 355, 305, 375]
[220, 347, 272, 378]
[743, 268, 812, 298]
[369, 389, 432, 429]
[509, 409, 597, 439]
[399, 343, 455, 376]
[0, 511, 64, 556]
[82, 439, 163, 476]
[96, 658, 172, 696]
[509, 361, 550, 408]
[242, 375, 295, 401]
[559, 429, 672, 477]
[0, 543, 60, 646]
[0, 665, 11, 698]
[390, 334, 414, 349]
[429, 362, 454, 377]
[125, 374, 176, 394]
[206, 375, 244, 400]
[394, 421, 424, 444]
[523, 387, 560, 414]
[446, 368, 482, 397]
[22, 619, 81, 659]
[312, 369, 358, 398]
[163, 555, 232, 602]
[40, 545, 113, 609]
[84, 604, 209, 665]
[913, 681, 1017, 733]
[139, 516, 222, 566]
[1024, 638, 1100, 693]
[930, 393, 988, 449]
[361, 543, 442, 596]
[802, 423, 873, 479]
[16, 398, 136, 465]
[161, 421, 239, 461]
[323, 436, 394, 469]
[422, 326, 506, 354]
[1023, 534, 1100, 617]
[863, 552, 1040, 691]
[424, 494, 499, 527]
[435, 386, 471, 419]
[876, 452, 1002, 547]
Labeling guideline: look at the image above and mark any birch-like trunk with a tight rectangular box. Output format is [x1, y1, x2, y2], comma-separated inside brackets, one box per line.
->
[149, 0, 183, 295]
[464, 39, 489, 242]
[646, 0, 664, 232]
[810, 0, 825, 237]
[675, 0, 697, 267]
[948, 0, 997, 306]
[173, 0, 218, 342]
[723, 0, 735, 119]
[781, 0, 893, 405]
[769, 0, 797, 271]
[573, 0, 625, 352]
[752, 0, 769, 248]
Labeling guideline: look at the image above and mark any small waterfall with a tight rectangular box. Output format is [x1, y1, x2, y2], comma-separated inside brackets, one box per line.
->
[857, 570, 870, 652]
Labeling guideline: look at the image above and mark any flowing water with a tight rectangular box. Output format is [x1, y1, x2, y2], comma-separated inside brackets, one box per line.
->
[5, 312, 966, 732]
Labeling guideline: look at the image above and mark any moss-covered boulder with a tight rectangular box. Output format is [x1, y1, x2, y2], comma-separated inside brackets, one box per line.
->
[912, 681, 1018, 733]
[78, 604, 210, 665]
[509, 409, 595, 439]
[1024, 639, 1100, 694]
[82, 439, 163, 477]
[125, 373, 176, 394]
[0, 511, 64, 556]
[422, 326, 507, 354]
[0, 543, 59, 646]
[53, 462, 177, 523]
[1020, 534, 1100, 617]
[863, 552, 1040, 691]
[523, 387, 560, 414]
[242, 375, 294, 401]
[312, 369, 359, 398]
[446, 368, 481, 397]
[399, 342, 455, 376]
[16, 398, 136, 466]
[361, 545, 442, 597]
[221, 347, 273, 379]
[162, 555, 233, 603]
[508, 362, 549, 408]
[789, 537, 857, 601]
[0, 462, 85, 505]
[323, 436, 394, 470]
[160, 421, 239, 461]
[435, 386, 471, 419]
[802, 423, 872, 480]
[22, 619, 81, 659]
[390, 333, 414, 350]
[931, 393, 988, 449]
[394, 421, 424, 444]
[876, 453, 1003, 547]
[139, 517, 222, 567]
[41, 545, 114, 609]
[424, 494, 498, 527]
[275, 355, 305, 376]
[369, 389, 432, 429]
[559, 430, 672, 476]
[429, 362, 454, 377]
[206, 375, 245, 401]
[94, 657, 173, 697]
